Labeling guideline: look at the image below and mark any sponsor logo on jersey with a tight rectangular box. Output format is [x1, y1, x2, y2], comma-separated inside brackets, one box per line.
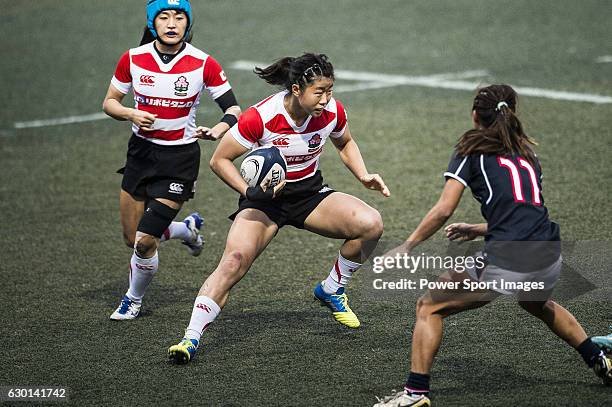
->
[272, 137, 290, 147]
[174, 76, 189, 96]
[134, 95, 194, 108]
[196, 303, 211, 313]
[284, 148, 322, 164]
[168, 182, 184, 194]
[139, 75, 155, 86]
[307, 133, 322, 152]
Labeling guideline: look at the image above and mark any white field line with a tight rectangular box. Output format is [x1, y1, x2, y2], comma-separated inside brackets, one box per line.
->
[334, 82, 397, 93]
[419, 70, 489, 80]
[11, 61, 612, 131]
[595, 55, 612, 63]
[230, 60, 486, 83]
[333, 73, 486, 93]
[231, 60, 612, 104]
[12, 107, 213, 130]
[14, 112, 109, 129]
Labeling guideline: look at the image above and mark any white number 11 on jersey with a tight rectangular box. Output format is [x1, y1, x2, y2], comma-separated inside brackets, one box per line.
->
[497, 157, 542, 206]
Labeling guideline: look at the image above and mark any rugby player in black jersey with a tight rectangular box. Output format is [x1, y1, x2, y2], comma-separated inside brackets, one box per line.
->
[374, 85, 611, 407]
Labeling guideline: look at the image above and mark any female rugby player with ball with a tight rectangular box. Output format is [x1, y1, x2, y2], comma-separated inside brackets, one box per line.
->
[375, 85, 611, 406]
[102, 0, 240, 320]
[168, 53, 390, 364]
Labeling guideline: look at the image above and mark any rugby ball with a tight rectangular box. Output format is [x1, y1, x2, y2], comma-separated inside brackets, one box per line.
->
[240, 146, 287, 188]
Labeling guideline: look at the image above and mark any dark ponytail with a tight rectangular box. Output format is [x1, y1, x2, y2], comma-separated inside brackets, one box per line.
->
[254, 53, 335, 91]
[253, 57, 296, 89]
[456, 84, 538, 166]
[140, 26, 156, 45]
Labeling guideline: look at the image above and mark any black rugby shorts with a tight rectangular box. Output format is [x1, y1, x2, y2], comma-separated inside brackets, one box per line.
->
[118, 134, 200, 201]
[229, 170, 335, 229]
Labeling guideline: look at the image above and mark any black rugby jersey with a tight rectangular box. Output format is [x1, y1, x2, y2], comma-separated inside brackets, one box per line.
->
[445, 152, 560, 270]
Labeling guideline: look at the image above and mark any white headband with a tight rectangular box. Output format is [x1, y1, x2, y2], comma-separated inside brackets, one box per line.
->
[496, 101, 508, 111]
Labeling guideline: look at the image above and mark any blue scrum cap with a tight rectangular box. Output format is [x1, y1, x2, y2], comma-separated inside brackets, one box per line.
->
[146, 0, 193, 39]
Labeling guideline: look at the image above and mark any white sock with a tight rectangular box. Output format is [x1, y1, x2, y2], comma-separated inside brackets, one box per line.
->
[184, 296, 221, 343]
[160, 221, 192, 242]
[126, 251, 159, 302]
[322, 252, 362, 294]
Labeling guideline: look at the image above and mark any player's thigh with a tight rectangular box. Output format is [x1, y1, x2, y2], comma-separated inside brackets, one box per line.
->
[221, 208, 279, 269]
[418, 290, 498, 318]
[419, 271, 500, 317]
[303, 192, 383, 239]
[119, 189, 145, 246]
[155, 197, 183, 210]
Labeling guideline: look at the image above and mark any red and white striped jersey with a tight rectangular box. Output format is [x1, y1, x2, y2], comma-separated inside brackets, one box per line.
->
[230, 91, 348, 182]
[111, 42, 231, 145]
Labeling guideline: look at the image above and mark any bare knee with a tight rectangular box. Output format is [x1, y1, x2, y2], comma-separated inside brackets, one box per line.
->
[355, 208, 384, 241]
[218, 249, 257, 278]
[123, 232, 135, 249]
[416, 294, 459, 320]
[416, 295, 435, 319]
[134, 234, 158, 257]
[221, 251, 244, 273]
[201, 250, 251, 303]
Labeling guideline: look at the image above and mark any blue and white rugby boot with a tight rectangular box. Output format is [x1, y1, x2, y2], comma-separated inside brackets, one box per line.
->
[109, 295, 141, 321]
[168, 338, 199, 364]
[182, 212, 204, 257]
[314, 282, 360, 328]
[591, 327, 612, 353]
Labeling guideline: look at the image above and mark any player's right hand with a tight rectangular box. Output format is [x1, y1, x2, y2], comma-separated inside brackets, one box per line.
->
[359, 173, 391, 197]
[245, 179, 286, 201]
[195, 126, 223, 140]
[445, 223, 478, 241]
[129, 109, 157, 131]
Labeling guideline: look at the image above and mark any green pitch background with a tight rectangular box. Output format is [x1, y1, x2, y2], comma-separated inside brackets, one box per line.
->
[1, 1, 611, 405]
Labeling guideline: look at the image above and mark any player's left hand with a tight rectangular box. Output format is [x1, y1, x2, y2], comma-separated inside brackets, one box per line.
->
[359, 173, 390, 197]
[445, 223, 479, 242]
[195, 126, 223, 141]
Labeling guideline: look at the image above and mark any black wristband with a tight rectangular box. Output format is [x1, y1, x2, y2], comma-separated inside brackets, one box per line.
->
[215, 89, 238, 111]
[221, 113, 238, 128]
[246, 185, 274, 201]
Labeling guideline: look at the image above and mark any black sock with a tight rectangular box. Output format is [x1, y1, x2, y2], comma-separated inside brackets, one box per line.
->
[577, 338, 603, 368]
[405, 372, 430, 395]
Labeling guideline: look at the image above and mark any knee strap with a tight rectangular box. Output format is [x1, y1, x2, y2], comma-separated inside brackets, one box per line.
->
[137, 200, 179, 238]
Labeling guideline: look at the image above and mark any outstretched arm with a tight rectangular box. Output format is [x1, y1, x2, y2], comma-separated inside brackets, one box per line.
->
[404, 179, 465, 251]
[331, 125, 390, 197]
